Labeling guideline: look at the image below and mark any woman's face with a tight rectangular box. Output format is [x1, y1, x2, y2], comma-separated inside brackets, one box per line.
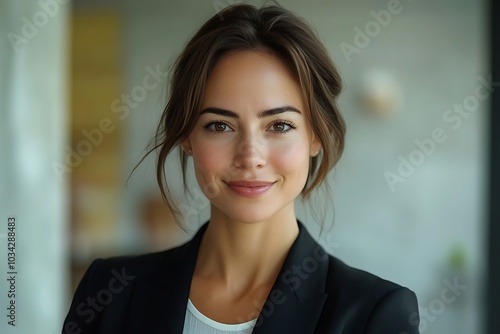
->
[183, 51, 321, 224]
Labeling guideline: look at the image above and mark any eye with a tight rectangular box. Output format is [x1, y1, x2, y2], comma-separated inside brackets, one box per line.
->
[203, 121, 233, 133]
[268, 121, 296, 133]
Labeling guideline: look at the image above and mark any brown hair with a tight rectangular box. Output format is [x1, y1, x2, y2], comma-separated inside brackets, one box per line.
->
[137, 3, 346, 231]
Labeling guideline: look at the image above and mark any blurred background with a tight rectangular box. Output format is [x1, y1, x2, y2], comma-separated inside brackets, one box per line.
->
[0, 0, 497, 333]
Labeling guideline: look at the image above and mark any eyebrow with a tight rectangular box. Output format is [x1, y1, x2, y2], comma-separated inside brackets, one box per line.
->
[199, 106, 302, 119]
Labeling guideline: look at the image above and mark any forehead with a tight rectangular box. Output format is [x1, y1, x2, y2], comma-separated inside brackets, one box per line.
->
[201, 51, 305, 114]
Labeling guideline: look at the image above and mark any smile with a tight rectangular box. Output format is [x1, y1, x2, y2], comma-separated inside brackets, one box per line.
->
[224, 180, 275, 198]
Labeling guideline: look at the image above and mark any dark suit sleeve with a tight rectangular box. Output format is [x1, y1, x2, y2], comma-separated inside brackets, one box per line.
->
[61, 259, 104, 334]
[365, 287, 420, 334]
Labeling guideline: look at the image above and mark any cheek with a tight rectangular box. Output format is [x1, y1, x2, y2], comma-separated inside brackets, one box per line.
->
[192, 142, 228, 181]
[270, 141, 311, 179]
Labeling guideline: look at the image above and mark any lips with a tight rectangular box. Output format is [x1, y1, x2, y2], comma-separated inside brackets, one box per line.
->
[225, 180, 275, 198]
[226, 180, 274, 187]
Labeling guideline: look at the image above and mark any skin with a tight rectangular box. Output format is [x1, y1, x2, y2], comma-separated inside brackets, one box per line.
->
[182, 50, 321, 323]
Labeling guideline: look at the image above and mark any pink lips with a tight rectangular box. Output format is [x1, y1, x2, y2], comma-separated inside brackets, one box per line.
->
[225, 180, 275, 198]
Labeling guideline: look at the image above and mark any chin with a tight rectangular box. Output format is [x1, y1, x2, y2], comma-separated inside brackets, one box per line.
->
[213, 199, 294, 225]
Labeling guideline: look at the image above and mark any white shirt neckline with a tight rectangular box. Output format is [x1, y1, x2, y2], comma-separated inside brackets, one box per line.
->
[187, 298, 258, 331]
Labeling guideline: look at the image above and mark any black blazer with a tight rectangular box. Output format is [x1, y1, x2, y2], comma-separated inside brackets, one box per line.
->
[63, 221, 420, 333]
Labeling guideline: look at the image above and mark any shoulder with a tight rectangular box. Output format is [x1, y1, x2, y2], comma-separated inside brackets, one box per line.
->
[77, 239, 193, 291]
[320, 255, 420, 333]
[87, 242, 188, 276]
[325, 254, 404, 297]
[62, 243, 190, 334]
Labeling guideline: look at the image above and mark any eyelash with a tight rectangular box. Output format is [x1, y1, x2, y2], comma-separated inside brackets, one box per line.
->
[202, 119, 297, 134]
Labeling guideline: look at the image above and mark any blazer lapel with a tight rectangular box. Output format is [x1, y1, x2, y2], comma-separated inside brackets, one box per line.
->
[252, 221, 329, 334]
[124, 223, 208, 334]
[124, 220, 328, 334]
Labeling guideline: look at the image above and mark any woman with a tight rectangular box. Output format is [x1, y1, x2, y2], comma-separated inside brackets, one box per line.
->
[63, 3, 420, 334]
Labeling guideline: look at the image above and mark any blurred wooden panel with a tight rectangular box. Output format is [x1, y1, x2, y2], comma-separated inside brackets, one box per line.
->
[70, 10, 123, 288]
[71, 11, 122, 132]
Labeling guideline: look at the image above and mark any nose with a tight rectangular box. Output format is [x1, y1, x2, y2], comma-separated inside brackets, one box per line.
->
[233, 136, 267, 169]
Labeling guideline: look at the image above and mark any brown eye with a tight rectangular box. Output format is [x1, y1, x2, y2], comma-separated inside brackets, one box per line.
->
[214, 123, 227, 132]
[273, 123, 286, 132]
[269, 121, 295, 133]
[204, 121, 232, 133]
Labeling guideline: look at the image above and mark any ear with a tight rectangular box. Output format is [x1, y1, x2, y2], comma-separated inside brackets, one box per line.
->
[310, 132, 322, 157]
[180, 138, 193, 156]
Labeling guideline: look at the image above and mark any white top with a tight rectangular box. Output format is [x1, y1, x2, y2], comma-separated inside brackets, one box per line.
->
[182, 298, 257, 334]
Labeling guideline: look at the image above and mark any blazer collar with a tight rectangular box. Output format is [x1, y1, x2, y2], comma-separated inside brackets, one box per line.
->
[126, 220, 329, 334]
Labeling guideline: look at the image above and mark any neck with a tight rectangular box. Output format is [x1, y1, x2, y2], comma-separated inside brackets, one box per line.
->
[194, 203, 300, 293]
